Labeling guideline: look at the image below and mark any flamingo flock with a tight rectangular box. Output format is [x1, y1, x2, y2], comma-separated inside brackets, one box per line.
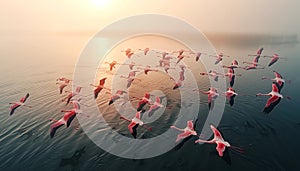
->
[7, 46, 291, 159]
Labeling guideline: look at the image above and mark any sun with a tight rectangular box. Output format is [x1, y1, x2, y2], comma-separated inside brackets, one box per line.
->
[90, 0, 109, 8]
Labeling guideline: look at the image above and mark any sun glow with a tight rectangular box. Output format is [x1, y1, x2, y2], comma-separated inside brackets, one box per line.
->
[90, 0, 109, 8]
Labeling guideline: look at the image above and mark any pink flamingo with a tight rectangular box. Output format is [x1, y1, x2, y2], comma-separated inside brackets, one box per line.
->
[119, 111, 152, 138]
[56, 77, 72, 82]
[138, 48, 150, 55]
[223, 87, 238, 106]
[223, 59, 242, 69]
[170, 120, 197, 142]
[223, 68, 241, 87]
[63, 86, 83, 105]
[200, 70, 221, 82]
[189, 52, 207, 62]
[196, 87, 219, 109]
[136, 92, 151, 111]
[108, 90, 127, 105]
[195, 125, 235, 157]
[248, 47, 264, 57]
[243, 56, 265, 70]
[9, 93, 32, 115]
[56, 79, 71, 94]
[148, 96, 164, 113]
[137, 65, 158, 75]
[256, 82, 290, 113]
[262, 53, 287, 67]
[210, 53, 230, 65]
[262, 71, 290, 91]
[171, 70, 185, 90]
[120, 71, 141, 88]
[90, 77, 110, 99]
[49, 101, 81, 138]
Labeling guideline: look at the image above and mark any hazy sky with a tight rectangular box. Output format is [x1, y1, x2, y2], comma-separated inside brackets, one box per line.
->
[1, 0, 300, 35]
[1, 0, 299, 69]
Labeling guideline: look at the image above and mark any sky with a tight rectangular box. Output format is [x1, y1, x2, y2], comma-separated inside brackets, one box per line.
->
[0, 0, 299, 68]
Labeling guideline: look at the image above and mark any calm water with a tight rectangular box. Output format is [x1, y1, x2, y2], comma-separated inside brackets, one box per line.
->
[0, 37, 300, 171]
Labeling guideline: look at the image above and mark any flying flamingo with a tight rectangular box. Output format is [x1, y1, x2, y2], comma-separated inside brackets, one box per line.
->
[119, 110, 152, 138]
[121, 48, 139, 58]
[262, 71, 290, 91]
[138, 48, 150, 55]
[176, 55, 190, 64]
[90, 77, 110, 99]
[170, 120, 197, 142]
[172, 49, 188, 56]
[56, 79, 71, 94]
[189, 52, 207, 62]
[104, 61, 119, 71]
[248, 47, 264, 57]
[135, 92, 151, 111]
[108, 90, 127, 105]
[200, 70, 221, 82]
[262, 53, 287, 67]
[171, 70, 185, 90]
[223, 68, 241, 87]
[63, 86, 83, 105]
[243, 56, 265, 70]
[9, 93, 32, 115]
[56, 77, 72, 82]
[147, 96, 164, 114]
[196, 87, 219, 109]
[123, 62, 142, 70]
[210, 53, 230, 65]
[256, 82, 290, 113]
[49, 101, 81, 138]
[120, 70, 141, 88]
[223, 87, 238, 106]
[223, 59, 242, 69]
[195, 125, 236, 157]
[137, 65, 158, 75]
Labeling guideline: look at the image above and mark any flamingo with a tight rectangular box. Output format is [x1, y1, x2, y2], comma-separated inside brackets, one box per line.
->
[138, 48, 150, 55]
[224, 68, 241, 87]
[243, 56, 265, 70]
[120, 71, 141, 88]
[196, 87, 219, 109]
[121, 48, 139, 58]
[262, 71, 289, 91]
[104, 61, 119, 71]
[63, 87, 83, 105]
[262, 53, 287, 67]
[189, 52, 207, 62]
[9, 93, 32, 115]
[170, 120, 197, 142]
[56, 77, 72, 82]
[248, 47, 264, 57]
[256, 82, 289, 113]
[200, 70, 221, 82]
[49, 101, 81, 138]
[195, 125, 230, 157]
[137, 65, 158, 75]
[172, 49, 188, 56]
[136, 92, 151, 111]
[172, 70, 185, 90]
[222, 59, 242, 69]
[90, 77, 110, 99]
[176, 55, 190, 64]
[124, 62, 142, 70]
[210, 53, 230, 65]
[56, 79, 71, 94]
[148, 96, 164, 113]
[223, 87, 238, 106]
[109, 90, 127, 105]
[119, 111, 152, 138]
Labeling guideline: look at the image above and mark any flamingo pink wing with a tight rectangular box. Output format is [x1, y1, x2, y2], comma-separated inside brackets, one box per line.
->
[210, 125, 224, 140]
[265, 95, 280, 108]
[187, 120, 194, 130]
[176, 131, 191, 142]
[216, 142, 226, 157]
